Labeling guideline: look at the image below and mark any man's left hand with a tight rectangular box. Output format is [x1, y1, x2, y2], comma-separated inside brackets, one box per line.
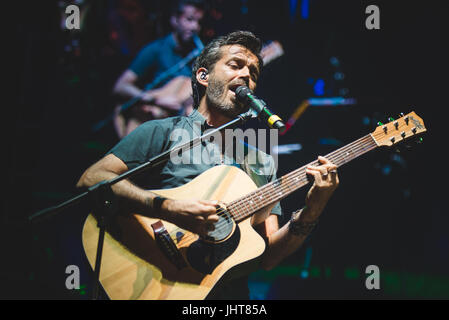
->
[302, 156, 339, 221]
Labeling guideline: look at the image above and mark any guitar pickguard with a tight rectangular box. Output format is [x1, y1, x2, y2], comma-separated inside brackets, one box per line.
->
[186, 225, 241, 274]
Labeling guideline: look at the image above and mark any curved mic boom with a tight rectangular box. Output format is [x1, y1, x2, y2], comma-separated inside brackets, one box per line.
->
[235, 86, 286, 133]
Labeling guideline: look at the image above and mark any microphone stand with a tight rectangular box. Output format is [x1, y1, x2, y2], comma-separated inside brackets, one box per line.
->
[28, 110, 254, 300]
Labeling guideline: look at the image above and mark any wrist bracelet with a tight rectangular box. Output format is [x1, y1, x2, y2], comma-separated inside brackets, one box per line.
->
[153, 196, 167, 213]
[288, 207, 319, 236]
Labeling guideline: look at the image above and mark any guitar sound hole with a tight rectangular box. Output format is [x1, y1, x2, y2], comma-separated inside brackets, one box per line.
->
[205, 208, 234, 242]
[186, 225, 240, 275]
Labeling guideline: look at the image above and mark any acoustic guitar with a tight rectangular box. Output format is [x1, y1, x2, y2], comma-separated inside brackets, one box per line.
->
[82, 111, 426, 299]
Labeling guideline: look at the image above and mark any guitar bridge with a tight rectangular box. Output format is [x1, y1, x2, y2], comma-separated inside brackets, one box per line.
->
[151, 221, 187, 270]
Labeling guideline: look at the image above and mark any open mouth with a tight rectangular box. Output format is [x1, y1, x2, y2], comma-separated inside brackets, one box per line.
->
[228, 84, 245, 95]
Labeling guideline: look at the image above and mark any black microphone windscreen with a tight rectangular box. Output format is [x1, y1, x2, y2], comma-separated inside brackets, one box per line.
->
[235, 86, 252, 102]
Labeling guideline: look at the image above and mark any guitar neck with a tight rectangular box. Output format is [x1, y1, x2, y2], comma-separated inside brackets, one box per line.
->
[228, 134, 378, 222]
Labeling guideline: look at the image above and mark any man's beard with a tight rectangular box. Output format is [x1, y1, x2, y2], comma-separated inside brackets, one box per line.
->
[205, 77, 246, 118]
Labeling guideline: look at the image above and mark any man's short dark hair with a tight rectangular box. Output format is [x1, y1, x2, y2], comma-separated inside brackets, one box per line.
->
[171, 0, 205, 17]
[191, 30, 263, 109]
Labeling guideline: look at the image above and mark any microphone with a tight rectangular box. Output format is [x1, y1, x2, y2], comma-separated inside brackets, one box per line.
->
[235, 86, 286, 133]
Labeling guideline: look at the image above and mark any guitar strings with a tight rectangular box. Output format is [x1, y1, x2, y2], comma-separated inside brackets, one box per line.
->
[173, 136, 374, 247]
[174, 137, 376, 247]
[173, 135, 375, 245]
[229, 135, 376, 222]
[171, 135, 376, 246]
[173, 135, 375, 246]
[230, 135, 371, 213]
[246, 135, 375, 212]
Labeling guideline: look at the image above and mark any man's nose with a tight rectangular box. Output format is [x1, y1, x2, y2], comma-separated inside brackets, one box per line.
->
[237, 67, 251, 86]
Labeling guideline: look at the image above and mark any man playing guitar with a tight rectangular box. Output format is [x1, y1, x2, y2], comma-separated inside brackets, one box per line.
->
[78, 30, 339, 299]
[112, 0, 205, 138]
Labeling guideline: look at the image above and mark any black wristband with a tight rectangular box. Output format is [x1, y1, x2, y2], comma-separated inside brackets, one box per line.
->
[288, 207, 319, 236]
[153, 196, 167, 213]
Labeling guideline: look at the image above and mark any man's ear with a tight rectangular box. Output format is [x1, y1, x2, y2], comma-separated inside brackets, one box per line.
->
[196, 68, 208, 87]
[170, 15, 178, 29]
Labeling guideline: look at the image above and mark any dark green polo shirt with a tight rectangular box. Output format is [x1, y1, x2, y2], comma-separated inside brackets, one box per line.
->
[129, 33, 193, 89]
[109, 109, 282, 217]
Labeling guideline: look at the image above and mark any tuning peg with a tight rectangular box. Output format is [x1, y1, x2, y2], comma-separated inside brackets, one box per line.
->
[417, 137, 424, 144]
[388, 117, 395, 122]
[377, 121, 384, 126]
[399, 112, 410, 124]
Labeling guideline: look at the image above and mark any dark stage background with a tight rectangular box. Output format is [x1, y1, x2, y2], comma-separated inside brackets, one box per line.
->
[4, 0, 449, 299]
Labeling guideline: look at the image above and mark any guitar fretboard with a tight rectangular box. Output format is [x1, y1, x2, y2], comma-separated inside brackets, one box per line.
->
[227, 134, 378, 221]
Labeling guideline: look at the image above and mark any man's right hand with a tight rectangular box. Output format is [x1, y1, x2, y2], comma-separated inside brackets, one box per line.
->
[158, 199, 220, 237]
[141, 90, 182, 112]
[139, 90, 177, 118]
[140, 91, 157, 104]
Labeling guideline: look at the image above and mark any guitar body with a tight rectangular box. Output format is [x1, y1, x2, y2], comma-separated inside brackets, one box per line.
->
[113, 76, 193, 138]
[82, 165, 271, 300]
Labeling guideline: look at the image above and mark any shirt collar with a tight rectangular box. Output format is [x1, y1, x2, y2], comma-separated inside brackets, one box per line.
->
[166, 33, 180, 51]
[169, 32, 196, 54]
[188, 109, 211, 135]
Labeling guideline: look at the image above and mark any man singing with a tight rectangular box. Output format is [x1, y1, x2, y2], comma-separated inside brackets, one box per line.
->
[77, 31, 339, 299]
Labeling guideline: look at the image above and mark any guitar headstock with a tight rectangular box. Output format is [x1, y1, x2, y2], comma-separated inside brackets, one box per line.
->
[371, 111, 426, 147]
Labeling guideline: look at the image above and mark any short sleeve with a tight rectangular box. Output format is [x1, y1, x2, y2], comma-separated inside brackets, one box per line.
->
[128, 43, 158, 78]
[107, 120, 172, 170]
